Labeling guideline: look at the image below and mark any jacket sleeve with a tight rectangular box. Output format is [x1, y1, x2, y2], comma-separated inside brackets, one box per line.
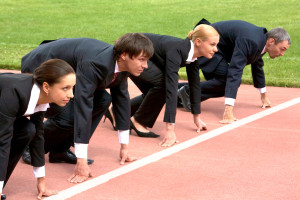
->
[251, 57, 266, 88]
[186, 61, 201, 114]
[0, 111, 15, 181]
[29, 112, 46, 167]
[163, 51, 182, 123]
[0, 88, 18, 180]
[74, 61, 107, 144]
[225, 38, 258, 99]
[110, 73, 130, 130]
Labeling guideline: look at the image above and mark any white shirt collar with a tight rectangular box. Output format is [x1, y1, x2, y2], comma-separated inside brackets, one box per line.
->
[24, 83, 49, 116]
[186, 40, 198, 64]
[261, 46, 266, 54]
[115, 62, 120, 73]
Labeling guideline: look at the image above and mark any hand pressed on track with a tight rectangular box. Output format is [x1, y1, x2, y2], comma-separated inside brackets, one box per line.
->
[120, 144, 137, 165]
[261, 93, 271, 108]
[193, 114, 207, 133]
[68, 158, 92, 183]
[219, 105, 237, 124]
[159, 123, 179, 147]
[37, 177, 58, 200]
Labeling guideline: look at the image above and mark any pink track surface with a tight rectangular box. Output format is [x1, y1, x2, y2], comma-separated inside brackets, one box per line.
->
[2, 69, 300, 200]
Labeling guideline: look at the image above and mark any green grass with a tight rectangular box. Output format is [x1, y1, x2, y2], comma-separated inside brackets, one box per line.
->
[1, 0, 299, 87]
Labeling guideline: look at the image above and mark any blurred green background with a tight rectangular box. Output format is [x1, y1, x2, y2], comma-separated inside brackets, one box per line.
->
[0, 0, 299, 86]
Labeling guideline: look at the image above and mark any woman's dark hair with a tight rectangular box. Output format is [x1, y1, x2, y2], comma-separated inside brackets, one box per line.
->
[113, 33, 154, 60]
[33, 59, 75, 87]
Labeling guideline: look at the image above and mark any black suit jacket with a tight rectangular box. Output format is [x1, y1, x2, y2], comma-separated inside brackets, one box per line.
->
[0, 73, 45, 180]
[21, 38, 130, 144]
[201, 20, 267, 99]
[143, 33, 202, 122]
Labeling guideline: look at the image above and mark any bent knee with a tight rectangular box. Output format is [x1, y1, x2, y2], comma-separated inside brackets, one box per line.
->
[94, 91, 112, 108]
[23, 122, 36, 141]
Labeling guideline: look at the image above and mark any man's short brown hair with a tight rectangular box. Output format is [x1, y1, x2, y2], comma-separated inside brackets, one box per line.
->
[113, 33, 154, 60]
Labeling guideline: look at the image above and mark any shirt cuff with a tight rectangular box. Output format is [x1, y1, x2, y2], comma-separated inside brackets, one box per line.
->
[225, 98, 235, 106]
[257, 87, 266, 93]
[33, 166, 45, 178]
[74, 143, 88, 159]
[118, 130, 129, 144]
[0, 181, 3, 195]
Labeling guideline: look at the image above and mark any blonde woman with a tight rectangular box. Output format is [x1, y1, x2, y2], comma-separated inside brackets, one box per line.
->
[105, 25, 219, 147]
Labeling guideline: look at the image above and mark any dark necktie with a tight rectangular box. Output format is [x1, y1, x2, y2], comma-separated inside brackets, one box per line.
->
[111, 73, 118, 83]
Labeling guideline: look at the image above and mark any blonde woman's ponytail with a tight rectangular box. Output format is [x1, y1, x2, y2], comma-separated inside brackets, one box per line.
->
[187, 24, 219, 42]
[187, 30, 194, 40]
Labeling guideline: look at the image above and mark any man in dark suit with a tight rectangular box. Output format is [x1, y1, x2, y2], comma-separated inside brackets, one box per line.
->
[178, 19, 291, 123]
[21, 33, 154, 183]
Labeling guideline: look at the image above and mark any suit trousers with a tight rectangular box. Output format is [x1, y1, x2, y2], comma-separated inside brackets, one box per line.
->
[44, 89, 111, 153]
[129, 61, 165, 128]
[178, 55, 228, 102]
[4, 117, 36, 187]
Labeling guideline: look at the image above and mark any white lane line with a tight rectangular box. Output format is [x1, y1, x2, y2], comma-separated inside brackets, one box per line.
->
[46, 97, 300, 200]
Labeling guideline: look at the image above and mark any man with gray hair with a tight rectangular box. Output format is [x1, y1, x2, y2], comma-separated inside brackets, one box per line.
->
[177, 19, 291, 123]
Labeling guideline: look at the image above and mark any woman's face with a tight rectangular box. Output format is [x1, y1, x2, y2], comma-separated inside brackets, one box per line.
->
[46, 73, 76, 106]
[194, 35, 219, 59]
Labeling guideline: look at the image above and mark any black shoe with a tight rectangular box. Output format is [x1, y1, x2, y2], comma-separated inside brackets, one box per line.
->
[22, 146, 31, 165]
[49, 149, 94, 165]
[1, 194, 6, 200]
[104, 108, 117, 131]
[178, 86, 191, 112]
[130, 121, 160, 138]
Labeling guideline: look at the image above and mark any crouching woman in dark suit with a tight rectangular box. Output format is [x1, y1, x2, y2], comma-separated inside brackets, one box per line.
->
[130, 26, 219, 146]
[0, 59, 76, 200]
